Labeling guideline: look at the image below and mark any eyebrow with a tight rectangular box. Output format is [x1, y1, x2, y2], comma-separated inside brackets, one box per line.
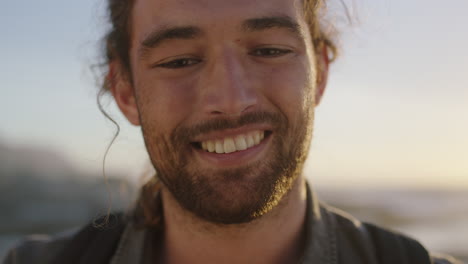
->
[138, 15, 302, 59]
[242, 16, 302, 35]
[139, 26, 202, 59]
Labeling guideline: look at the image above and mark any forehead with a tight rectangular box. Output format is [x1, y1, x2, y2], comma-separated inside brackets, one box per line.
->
[131, 0, 305, 40]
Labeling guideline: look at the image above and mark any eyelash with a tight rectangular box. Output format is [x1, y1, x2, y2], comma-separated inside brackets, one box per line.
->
[156, 58, 201, 69]
[154, 48, 293, 69]
[249, 47, 293, 57]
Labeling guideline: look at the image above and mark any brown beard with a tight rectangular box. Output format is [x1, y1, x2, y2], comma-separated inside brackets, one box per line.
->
[141, 111, 312, 225]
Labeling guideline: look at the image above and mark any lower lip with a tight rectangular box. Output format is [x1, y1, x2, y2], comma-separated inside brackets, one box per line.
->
[192, 134, 271, 167]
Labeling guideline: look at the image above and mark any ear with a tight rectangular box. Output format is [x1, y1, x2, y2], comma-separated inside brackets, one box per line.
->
[108, 61, 141, 126]
[315, 45, 329, 106]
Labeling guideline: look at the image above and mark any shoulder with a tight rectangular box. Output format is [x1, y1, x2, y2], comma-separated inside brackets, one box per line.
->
[321, 204, 463, 264]
[2, 213, 128, 264]
[2, 229, 77, 264]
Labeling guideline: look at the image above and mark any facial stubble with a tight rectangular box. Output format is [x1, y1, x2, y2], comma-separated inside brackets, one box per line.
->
[140, 110, 313, 225]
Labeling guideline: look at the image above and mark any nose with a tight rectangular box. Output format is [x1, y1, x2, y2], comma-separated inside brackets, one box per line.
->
[200, 48, 258, 116]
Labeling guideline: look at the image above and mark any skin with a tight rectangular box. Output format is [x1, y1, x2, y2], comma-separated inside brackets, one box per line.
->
[111, 0, 329, 262]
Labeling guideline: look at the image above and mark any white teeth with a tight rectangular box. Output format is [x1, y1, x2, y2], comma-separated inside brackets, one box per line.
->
[215, 140, 224, 154]
[199, 130, 265, 154]
[234, 135, 248, 151]
[246, 134, 255, 148]
[207, 141, 215, 152]
[224, 138, 236, 153]
[254, 131, 260, 145]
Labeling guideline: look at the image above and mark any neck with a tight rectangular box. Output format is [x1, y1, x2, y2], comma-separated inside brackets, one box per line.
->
[158, 177, 308, 264]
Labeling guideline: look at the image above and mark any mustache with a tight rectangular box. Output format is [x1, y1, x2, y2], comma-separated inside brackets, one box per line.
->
[172, 111, 285, 144]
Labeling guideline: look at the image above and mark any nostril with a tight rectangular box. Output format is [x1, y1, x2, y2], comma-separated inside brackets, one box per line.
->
[210, 110, 224, 115]
[209, 105, 256, 116]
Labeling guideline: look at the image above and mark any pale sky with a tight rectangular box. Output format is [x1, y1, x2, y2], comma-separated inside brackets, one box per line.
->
[2, 0, 467, 189]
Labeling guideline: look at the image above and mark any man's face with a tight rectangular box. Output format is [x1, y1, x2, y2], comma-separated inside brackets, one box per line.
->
[123, 0, 319, 224]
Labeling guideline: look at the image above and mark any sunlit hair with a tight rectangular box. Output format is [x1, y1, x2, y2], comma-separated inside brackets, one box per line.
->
[98, 0, 339, 228]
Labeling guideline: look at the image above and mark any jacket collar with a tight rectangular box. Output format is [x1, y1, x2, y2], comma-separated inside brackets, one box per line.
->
[300, 184, 338, 263]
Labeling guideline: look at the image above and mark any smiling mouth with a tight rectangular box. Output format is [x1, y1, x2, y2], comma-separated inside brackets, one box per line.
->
[192, 130, 271, 154]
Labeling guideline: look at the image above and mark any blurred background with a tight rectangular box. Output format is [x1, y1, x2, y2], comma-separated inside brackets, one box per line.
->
[1, 0, 467, 261]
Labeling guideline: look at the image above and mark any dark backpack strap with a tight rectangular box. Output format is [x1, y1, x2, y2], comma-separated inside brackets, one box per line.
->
[51, 213, 126, 264]
[364, 223, 432, 264]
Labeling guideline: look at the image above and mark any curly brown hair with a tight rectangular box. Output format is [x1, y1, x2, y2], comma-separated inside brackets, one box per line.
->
[100, 0, 339, 228]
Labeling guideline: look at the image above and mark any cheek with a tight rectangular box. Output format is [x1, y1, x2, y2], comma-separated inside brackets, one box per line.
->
[134, 73, 199, 130]
[259, 60, 315, 118]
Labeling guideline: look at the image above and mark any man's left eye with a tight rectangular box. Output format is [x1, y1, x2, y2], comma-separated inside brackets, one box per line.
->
[249, 48, 292, 57]
[154, 58, 201, 69]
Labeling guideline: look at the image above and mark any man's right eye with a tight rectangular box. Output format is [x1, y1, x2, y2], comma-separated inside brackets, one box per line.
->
[154, 58, 201, 69]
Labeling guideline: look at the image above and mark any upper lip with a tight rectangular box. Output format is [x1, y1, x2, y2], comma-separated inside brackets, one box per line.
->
[191, 124, 273, 142]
